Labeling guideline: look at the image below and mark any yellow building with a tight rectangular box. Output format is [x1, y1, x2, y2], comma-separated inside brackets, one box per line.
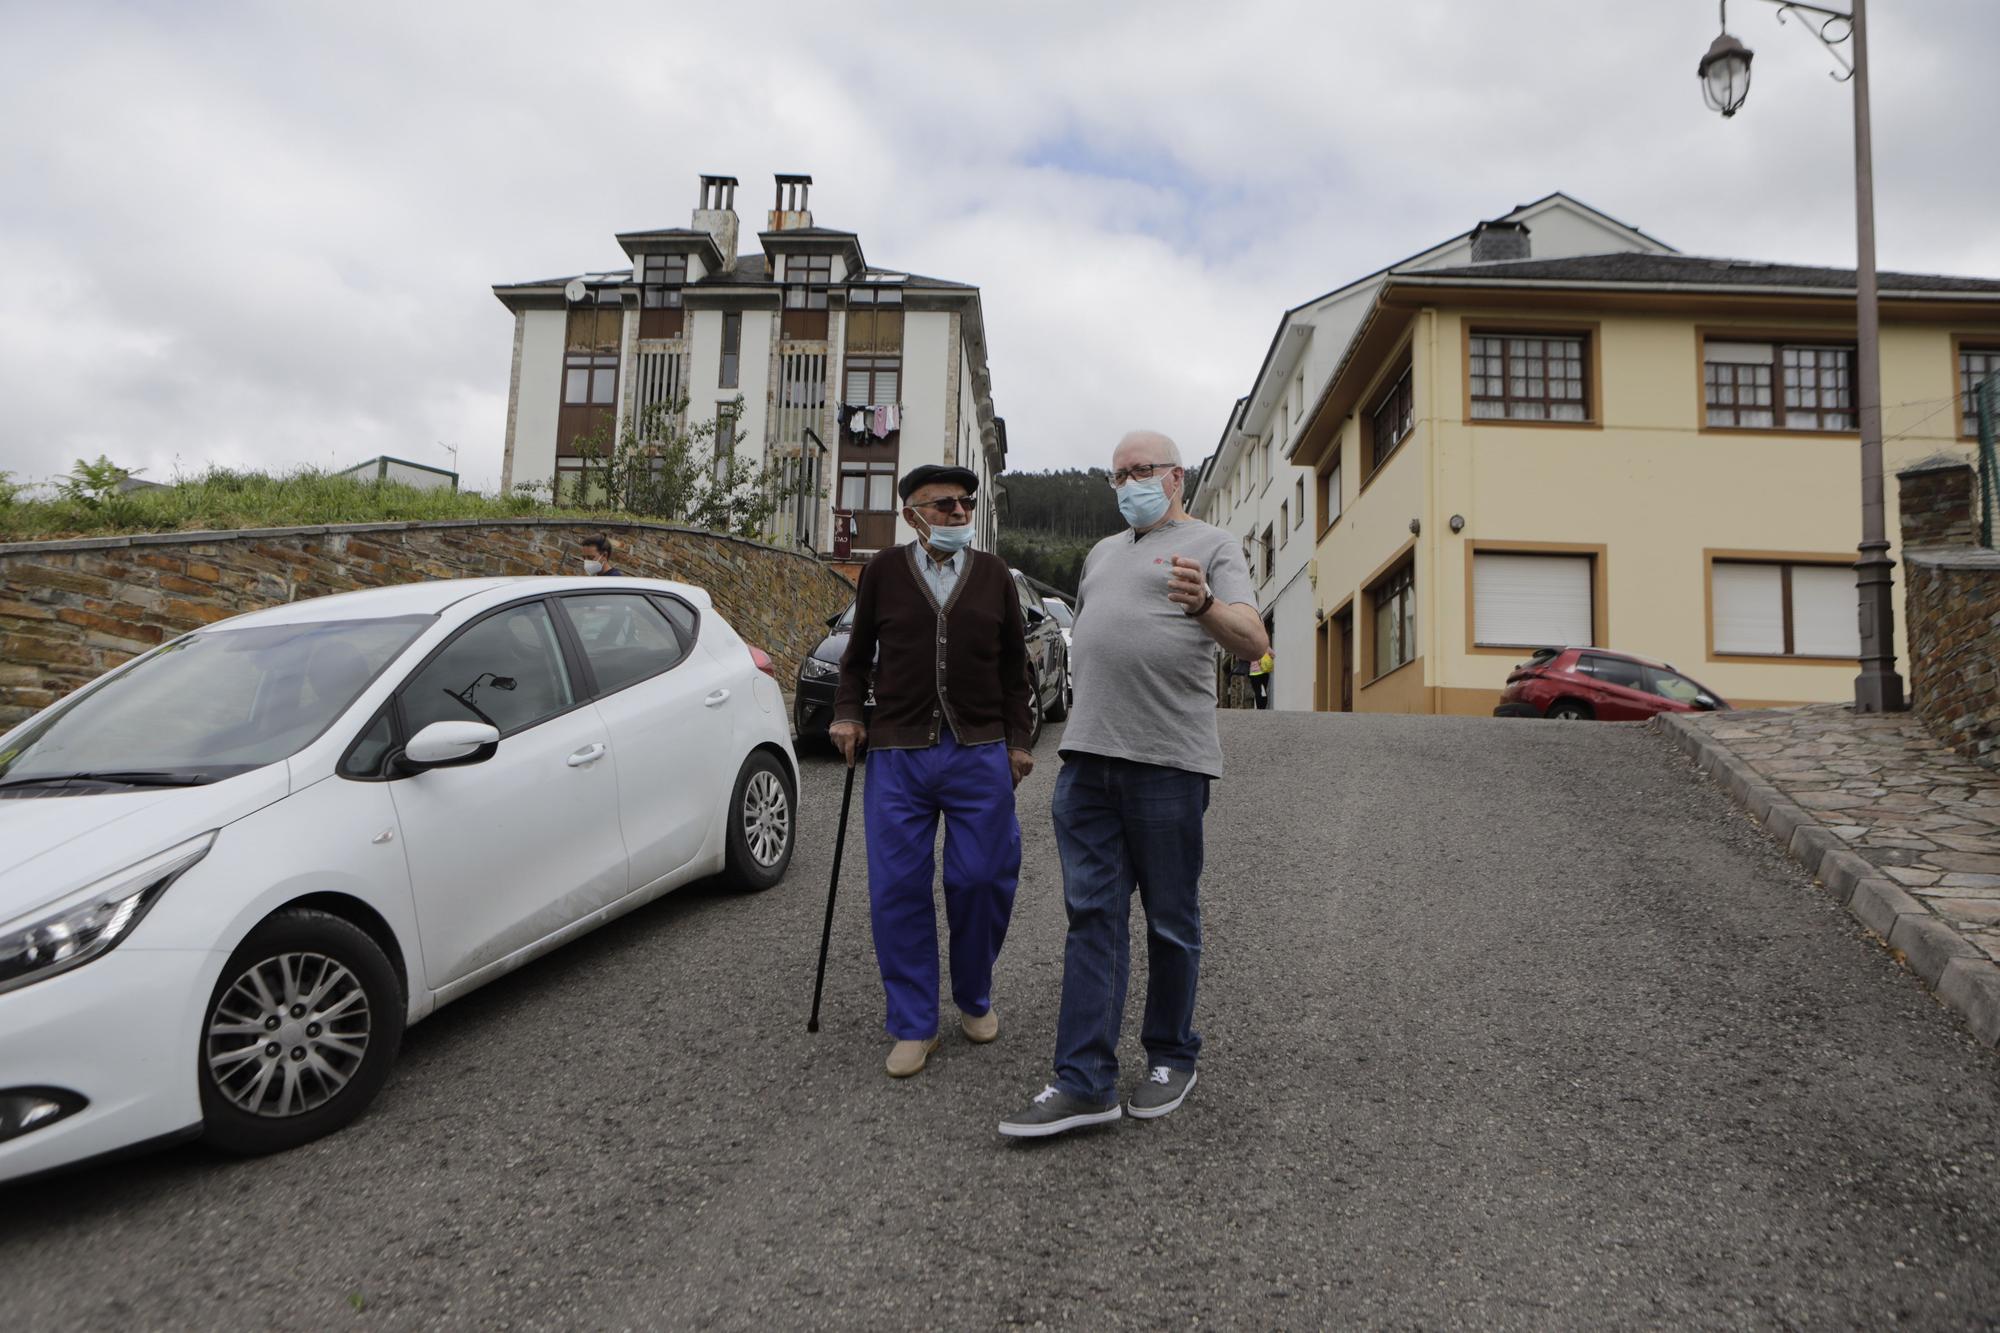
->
[1289, 244, 2000, 716]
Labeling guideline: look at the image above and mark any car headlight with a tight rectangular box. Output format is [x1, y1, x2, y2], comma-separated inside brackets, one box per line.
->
[0, 832, 215, 997]
[798, 657, 840, 683]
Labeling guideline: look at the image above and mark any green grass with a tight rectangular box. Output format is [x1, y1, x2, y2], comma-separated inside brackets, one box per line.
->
[0, 467, 642, 543]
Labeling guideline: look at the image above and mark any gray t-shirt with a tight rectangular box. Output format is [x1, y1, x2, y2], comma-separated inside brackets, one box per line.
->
[1060, 517, 1257, 779]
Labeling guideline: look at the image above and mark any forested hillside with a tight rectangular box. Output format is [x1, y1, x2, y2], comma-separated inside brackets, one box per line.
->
[995, 468, 1124, 596]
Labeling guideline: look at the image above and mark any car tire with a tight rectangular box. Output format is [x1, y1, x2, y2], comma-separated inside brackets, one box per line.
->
[1024, 672, 1045, 749]
[199, 908, 405, 1158]
[1547, 700, 1593, 721]
[724, 749, 796, 892]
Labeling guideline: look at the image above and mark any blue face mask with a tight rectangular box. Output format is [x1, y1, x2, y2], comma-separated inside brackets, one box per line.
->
[916, 516, 975, 553]
[1116, 476, 1172, 529]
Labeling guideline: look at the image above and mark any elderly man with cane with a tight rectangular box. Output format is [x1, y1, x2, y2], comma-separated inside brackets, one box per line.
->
[829, 464, 1037, 1078]
[999, 430, 1266, 1137]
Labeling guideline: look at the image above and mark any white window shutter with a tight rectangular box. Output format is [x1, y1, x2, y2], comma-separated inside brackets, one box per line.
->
[1791, 564, 1860, 656]
[1713, 564, 1784, 654]
[1473, 554, 1593, 647]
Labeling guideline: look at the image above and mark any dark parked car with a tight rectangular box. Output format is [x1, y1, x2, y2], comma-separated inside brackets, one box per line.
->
[1494, 646, 1729, 722]
[792, 572, 1069, 748]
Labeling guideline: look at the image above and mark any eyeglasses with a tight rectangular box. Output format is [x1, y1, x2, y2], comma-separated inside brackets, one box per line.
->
[910, 495, 977, 515]
[1107, 461, 1179, 487]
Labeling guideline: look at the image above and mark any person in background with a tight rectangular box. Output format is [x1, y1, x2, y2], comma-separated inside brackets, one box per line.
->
[831, 464, 1037, 1079]
[999, 430, 1267, 1139]
[579, 534, 625, 576]
[1249, 648, 1274, 709]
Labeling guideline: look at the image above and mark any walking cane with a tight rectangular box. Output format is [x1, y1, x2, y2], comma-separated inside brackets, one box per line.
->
[806, 758, 858, 1033]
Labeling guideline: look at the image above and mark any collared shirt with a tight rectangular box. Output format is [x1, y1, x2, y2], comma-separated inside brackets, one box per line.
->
[916, 543, 967, 605]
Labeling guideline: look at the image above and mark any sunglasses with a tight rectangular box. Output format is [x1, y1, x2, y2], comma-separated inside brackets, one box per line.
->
[910, 495, 977, 515]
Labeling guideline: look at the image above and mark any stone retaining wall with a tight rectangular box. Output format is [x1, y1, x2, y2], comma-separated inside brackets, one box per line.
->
[1905, 548, 2000, 770]
[0, 520, 853, 729]
[1897, 456, 2000, 771]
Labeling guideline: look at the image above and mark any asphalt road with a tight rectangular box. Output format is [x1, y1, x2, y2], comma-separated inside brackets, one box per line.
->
[7, 712, 2000, 1329]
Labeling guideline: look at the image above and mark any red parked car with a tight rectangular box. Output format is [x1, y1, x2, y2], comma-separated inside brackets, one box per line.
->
[1494, 647, 1729, 722]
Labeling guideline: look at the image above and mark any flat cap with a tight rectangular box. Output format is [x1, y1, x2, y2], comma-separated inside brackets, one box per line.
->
[897, 463, 979, 501]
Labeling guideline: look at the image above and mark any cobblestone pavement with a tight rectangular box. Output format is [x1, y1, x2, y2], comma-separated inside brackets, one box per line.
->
[1664, 704, 2000, 1040]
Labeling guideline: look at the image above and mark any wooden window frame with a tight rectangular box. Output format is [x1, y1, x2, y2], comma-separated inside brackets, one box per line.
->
[563, 352, 618, 408]
[1293, 477, 1306, 528]
[1317, 453, 1342, 537]
[1461, 322, 1601, 430]
[1954, 334, 2000, 441]
[1367, 361, 1414, 475]
[783, 254, 832, 310]
[1695, 329, 1860, 438]
[1363, 545, 1418, 684]
[1261, 525, 1275, 583]
[1701, 548, 1858, 666]
[1462, 541, 1609, 657]
[639, 254, 687, 309]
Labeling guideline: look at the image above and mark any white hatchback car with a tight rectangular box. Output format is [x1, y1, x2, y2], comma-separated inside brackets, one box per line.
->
[0, 577, 797, 1182]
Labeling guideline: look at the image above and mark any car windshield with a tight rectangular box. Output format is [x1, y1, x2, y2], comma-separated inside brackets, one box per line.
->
[1646, 667, 1707, 703]
[0, 615, 431, 786]
[1043, 601, 1074, 627]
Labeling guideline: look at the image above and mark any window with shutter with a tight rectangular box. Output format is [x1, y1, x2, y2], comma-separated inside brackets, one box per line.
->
[1472, 553, 1593, 648]
[1710, 559, 1858, 657]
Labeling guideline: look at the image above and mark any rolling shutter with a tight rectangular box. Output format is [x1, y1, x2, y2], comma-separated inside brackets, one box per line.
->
[1791, 564, 1859, 656]
[1712, 563, 1784, 654]
[1473, 553, 1592, 647]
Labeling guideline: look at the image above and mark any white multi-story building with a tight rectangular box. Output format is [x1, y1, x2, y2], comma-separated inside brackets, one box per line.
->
[1191, 193, 1676, 708]
[494, 174, 1007, 556]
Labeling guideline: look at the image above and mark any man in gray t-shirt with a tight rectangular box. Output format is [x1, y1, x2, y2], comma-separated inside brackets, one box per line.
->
[999, 431, 1269, 1139]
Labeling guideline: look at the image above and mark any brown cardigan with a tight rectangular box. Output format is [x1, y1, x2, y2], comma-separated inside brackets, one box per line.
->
[833, 544, 1036, 751]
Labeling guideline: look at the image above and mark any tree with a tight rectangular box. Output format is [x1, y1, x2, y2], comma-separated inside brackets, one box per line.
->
[520, 395, 814, 540]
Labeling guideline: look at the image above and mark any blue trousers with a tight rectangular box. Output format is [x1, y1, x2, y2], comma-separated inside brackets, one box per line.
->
[1051, 754, 1210, 1104]
[864, 730, 1021, 1041]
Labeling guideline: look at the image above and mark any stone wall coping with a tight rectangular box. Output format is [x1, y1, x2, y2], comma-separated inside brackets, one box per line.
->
[1896, 454, 1977, 479]
[0, 517, 852, 583]
[1904, 545, 2000, 571]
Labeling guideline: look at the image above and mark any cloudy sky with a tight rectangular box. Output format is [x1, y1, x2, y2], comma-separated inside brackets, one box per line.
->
[3, 0, 1996, 493]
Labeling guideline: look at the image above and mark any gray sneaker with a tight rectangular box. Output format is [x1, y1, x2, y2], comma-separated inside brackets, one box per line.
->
[1125, 1065, 1197, 1119]
[997, 1084, 1122, 1138]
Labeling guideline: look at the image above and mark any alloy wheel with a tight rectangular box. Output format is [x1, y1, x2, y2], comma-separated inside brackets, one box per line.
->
[205, 951, 371, 1118]
[742, 769, 791, 867]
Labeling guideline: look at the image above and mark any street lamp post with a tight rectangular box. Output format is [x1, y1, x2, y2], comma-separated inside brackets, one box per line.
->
[1700, 0, 1904, 712]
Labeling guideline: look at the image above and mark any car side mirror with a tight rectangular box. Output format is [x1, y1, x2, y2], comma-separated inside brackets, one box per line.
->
[826, 611, 843, 628]
[399, 720, 500, 772]
[1025, 607, 1048, 626]
[1693, 695, 1719, 711]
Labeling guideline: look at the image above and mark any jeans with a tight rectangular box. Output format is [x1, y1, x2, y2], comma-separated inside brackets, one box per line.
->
[1250, 674, 1271, 708]
[864, 730, 1021, 1040]
[1050, 754, 1210, 1104]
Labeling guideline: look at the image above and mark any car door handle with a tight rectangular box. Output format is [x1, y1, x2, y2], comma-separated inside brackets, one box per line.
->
[704, 689, 731, 708]
[566, 743, 607, 767]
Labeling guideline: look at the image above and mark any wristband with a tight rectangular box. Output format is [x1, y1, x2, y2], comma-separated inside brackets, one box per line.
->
[1184, 591, 1214, 619]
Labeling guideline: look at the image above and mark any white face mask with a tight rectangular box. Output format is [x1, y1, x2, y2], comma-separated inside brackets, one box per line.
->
[582, 559, 604, 576]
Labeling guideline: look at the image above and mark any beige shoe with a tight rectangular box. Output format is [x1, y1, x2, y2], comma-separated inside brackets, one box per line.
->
[960, 1008, 999, 1044]
[885, 1036, 940, 1078]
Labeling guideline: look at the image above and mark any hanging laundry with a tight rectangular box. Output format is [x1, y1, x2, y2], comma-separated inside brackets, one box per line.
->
[871, 405, 889, 438]
[850, 408, 866, 434]
[885, 404, 901, 433]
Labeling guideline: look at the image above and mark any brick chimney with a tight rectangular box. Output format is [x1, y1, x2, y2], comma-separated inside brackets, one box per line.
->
[694, 174, 740, 269]
[771, 173, 813, 231]
[1470, 219, 1531, 263]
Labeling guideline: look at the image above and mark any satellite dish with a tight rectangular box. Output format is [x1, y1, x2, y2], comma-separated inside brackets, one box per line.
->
[564, 278, 588, 303]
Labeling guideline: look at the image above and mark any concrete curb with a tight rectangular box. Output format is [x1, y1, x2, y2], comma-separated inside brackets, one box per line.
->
[1655, 712, 2000, 1047]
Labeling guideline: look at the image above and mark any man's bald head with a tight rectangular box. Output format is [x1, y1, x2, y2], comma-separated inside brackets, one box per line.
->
[1112, 431, 1181, 471]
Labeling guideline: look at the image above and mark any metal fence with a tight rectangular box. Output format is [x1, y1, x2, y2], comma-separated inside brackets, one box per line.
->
[1978, 373, 2000, 548]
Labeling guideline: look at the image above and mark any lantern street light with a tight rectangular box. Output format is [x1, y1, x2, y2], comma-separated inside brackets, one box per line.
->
[1702, 0, 1902, 713]
[1698, 29, 1754, 116]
